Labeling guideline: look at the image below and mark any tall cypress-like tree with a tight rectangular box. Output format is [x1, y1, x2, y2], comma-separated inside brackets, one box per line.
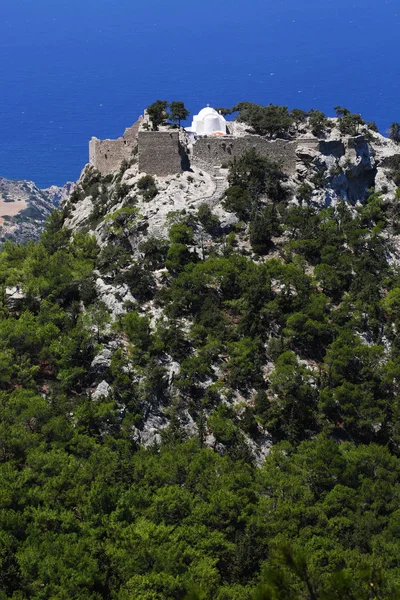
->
[169, 101, 190, 128]
[389, 122, 400, 143]
[147, 100, 169, 130]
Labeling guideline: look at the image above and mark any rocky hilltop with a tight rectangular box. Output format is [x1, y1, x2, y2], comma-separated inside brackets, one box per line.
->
[58, 114, 400, 457]
[0, 177, 74, 244]
[65, 120, 400, 261]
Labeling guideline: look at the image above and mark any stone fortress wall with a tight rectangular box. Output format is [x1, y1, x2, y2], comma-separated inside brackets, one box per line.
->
[190, 137, 299, 174]
[138, 131, 185, 176]
[89, 139, 132, 176]
[88, 113, 353, 179]
[89, 117, 143, 176]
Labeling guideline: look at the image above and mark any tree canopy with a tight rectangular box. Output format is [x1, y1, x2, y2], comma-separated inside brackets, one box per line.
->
[169, 101, 190, 127]
[146, 100, 190, 130]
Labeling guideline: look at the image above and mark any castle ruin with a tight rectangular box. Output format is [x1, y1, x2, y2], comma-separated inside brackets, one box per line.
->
[89, 117, 143, 176]
[88, 107, 324, 179]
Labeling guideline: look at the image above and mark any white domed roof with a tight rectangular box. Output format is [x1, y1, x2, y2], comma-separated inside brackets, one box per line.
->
[197, 106, 219, 119]
[187, 105, 227, 136]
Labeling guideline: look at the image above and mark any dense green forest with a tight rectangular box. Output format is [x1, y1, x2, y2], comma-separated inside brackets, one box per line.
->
[2, 148, 400, 599]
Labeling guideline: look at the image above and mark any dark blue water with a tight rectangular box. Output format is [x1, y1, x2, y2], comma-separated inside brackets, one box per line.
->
[1, 0, 399, 188]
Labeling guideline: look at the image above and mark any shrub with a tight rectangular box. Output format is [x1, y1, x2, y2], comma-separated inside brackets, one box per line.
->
[308, 109, 330, 137]
[122, 311, 152, 355]
[97, 244, 131, 275]
[234, 102, 293, 137]
[114, 183, 130, 201]
[116, 263, 156, 301]
[69, 188, 83, 205]
[228, 149, 286, 203]
[137, 175, 158, 201]
[169, 223, 194, 245]
[389, 122, 400, 143]
[334, 106, 365, 136]
[297, 182, 313, 205]
[146, 100, 169, 130]
[249, 205, 279, 254]
[139, 238, 169, 270]
[223, 186, 252, 220]
[197, 204, 220, 234]
[165, 243, 192, 273]
[87, 183, 100, 200]
[104, 206, 139, 234]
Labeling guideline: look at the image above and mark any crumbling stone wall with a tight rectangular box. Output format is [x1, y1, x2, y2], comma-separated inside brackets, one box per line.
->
[89, 138, 132, 176]
[89, 116, 143, 176]
[191, 136, 298, 174]
[298, 138, 320, 152]
[138, 131, 184, 176]
[123, 118, 143, 143]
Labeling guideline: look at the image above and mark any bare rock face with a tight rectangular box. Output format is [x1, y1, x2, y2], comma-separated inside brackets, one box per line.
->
[338, 136, 377, 203]
[294, 133, 397, 207]
[95, 277, 136, 318]
[90, 348, 112, 378]
[296, 145, 320, 163]
[64, 196, 94, 230]
[43, 182, 75, 205]
[92, 380, 111, 401]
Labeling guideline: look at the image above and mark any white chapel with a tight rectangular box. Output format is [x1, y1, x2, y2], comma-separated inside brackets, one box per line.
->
[185, 105, 227, 136]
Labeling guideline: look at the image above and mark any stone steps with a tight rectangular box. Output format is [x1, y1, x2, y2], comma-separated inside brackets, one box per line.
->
[206, 176, 227, 207]
[197, 167, 228, 208]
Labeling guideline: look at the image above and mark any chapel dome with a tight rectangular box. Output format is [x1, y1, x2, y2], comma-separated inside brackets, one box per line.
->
[186, 105, 228, 136]
[197, 106, 220, 119]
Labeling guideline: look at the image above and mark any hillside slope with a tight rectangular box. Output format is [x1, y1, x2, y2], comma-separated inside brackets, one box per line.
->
[2, 113, 400, 598]
[59, 118, 400, 456]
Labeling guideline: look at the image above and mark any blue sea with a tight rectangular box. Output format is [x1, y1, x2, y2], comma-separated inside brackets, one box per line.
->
[1, 0, 399, 188]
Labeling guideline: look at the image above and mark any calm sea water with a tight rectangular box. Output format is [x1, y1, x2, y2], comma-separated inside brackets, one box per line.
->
[1, 0, 399, 188]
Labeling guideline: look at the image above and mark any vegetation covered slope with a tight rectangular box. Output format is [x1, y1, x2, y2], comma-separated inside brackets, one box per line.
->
[2, 113, 400, 598]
